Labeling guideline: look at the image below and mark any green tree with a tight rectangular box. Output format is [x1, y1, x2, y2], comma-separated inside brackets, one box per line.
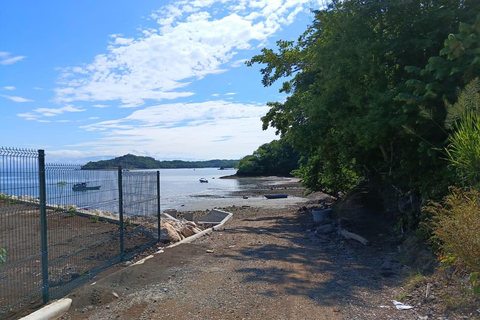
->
[0, 248, 6, 266]
[237, 139, 300, 176]
[249, 0, 480, 196]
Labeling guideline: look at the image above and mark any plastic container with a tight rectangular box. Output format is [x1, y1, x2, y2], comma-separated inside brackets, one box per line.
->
[311, 208, 332, 222]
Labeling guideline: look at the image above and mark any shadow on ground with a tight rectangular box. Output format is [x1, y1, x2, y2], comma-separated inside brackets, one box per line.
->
[217, 206, 401, 309]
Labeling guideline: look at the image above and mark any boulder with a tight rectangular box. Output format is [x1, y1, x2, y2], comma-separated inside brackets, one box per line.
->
[162, 223, 183, 242]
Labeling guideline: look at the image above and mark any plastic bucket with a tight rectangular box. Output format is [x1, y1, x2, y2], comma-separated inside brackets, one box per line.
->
[312, 208, 332, 222]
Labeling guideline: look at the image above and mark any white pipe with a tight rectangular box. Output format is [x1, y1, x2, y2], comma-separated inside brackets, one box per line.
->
[20, 298, 72, 320]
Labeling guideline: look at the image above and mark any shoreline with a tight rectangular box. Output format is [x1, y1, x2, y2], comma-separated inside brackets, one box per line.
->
[174, 176, 326, 212]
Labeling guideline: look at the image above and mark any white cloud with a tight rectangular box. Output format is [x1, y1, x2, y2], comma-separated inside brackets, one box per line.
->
[17, 105, 86, 121]
[1, 95, 33, 102]
[92, 104, 110, 108]
[3, 86, 15, 90]
[225, 92, 237, 95]
[72, 100, 276, 159]
[0, 52, 26, 65]
[231, 59, 247, 67]
[54, 0, 319, 107]
[89, 117, 100, 120]
[211, 93, 220, 97]
[34, 87, 44, 90]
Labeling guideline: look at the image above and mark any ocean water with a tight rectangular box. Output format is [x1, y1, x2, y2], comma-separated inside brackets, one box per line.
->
[154, 168, 242, 210]
[0, 167, 244, 213]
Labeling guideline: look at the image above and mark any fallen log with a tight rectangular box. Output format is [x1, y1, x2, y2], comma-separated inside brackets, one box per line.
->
[338, 228, 369, 245]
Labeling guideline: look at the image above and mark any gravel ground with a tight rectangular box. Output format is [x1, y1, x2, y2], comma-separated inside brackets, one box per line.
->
[56, 178, 478, 320]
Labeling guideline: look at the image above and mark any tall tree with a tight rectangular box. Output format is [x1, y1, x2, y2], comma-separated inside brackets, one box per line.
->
[249, 0, 480, 195]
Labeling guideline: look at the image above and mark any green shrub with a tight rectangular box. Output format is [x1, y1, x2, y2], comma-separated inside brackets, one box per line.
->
[425, 187, 480, 273]
[0, 248, 6, 266]
[90, 214, 99, 223]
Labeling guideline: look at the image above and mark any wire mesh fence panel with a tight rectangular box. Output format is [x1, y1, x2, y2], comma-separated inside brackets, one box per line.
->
[0, 152, 161, 317]
[0, 148, 43, 317]
[122, 170, 160, 259]
[44, 165, 122, 300]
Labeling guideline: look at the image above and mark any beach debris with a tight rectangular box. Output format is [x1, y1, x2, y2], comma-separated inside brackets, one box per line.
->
[425, 283, 432, 299]
[338, 228, 369, 245]
[392, 300, 414, 310]
[112, 291, 119, 299]
[206, 249, 214, 253]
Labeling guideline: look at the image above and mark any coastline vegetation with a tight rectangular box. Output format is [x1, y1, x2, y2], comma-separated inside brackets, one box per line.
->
[246, 0, 480, 301]
[82, 154, 239, 170]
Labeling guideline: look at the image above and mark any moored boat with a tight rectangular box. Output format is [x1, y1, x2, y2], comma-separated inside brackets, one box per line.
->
[72, 182, 101, 191]
[264, 194, 288, 199]
[199, 178, 208, 183]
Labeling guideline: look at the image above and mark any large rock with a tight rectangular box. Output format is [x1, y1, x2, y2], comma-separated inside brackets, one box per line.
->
[180, 225, 202, 237]
[162, 222, 183, 242]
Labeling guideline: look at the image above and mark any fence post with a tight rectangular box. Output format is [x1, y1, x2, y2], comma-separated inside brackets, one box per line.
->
[156, 171, 161, 242]
[38, 150, 49, 303]
[118, 166, 124, 261]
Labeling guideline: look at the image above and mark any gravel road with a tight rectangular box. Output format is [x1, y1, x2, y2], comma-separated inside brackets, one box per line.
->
[59, 202, 433, 320]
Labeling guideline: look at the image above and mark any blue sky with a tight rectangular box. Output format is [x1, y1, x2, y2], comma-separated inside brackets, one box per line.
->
[1, 0, 323, 163]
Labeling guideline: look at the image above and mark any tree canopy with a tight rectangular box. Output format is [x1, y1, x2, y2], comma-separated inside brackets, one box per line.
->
[248, 0, 480, 196]
[236, 139, 300, 176]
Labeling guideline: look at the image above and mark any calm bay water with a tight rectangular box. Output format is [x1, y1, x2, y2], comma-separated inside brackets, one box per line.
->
[0, 168, 244, 212]
[155, 168, 242, 210]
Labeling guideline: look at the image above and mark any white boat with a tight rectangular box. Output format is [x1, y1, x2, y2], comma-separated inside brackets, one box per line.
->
[199, 178, 208, 183]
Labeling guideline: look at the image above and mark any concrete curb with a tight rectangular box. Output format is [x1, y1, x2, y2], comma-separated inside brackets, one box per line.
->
[19, 298, 72, 320]
[128, 209, 233, 266]
[20, 210, 232, 319]
[167, 209, 233, 248]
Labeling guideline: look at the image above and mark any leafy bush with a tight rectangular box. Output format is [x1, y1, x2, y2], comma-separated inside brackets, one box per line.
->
[446, 110, 480, 185]
[425, 187, 480, 273]
[0, 248, 6, 266]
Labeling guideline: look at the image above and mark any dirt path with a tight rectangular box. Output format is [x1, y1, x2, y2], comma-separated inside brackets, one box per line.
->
[59, 202, 430, 320]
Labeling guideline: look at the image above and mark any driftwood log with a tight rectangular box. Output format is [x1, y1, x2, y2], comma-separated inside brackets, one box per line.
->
[338, 228, 369, 245]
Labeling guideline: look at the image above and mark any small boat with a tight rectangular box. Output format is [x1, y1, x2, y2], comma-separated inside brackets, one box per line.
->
[264, 194, 288, 199]
[72, 182, 101, 191]
[199, 178, 208, 183]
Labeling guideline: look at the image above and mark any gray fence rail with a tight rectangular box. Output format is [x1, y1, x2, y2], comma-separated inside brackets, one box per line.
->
[0, 148, 161, 318]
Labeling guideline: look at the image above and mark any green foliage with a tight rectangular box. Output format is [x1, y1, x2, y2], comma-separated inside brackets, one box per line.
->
[470, 272, 480, 295]
[236, 139, 300, 176]
[0, 194, 18, 204]
[425, 187, 480, 273]
[249, 0, 480, 198]
[90, 214, 99, 223]
[82, 154, 239, 170]
[0, 248, 6, 266]
[446, 110, 480, 185]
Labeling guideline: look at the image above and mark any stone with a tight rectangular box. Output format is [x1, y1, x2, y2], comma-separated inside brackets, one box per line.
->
[185, 221, 197, 228]
[180, 225, 196, 238]
[315, 224, 335, 234]
[381, 260, 393, 270]
[162, 223, 183, 242]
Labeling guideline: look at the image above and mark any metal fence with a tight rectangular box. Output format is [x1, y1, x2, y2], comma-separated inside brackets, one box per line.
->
[0, 148, 161, 318]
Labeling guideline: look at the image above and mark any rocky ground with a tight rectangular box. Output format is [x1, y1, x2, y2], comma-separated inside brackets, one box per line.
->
[55, 178, 479, 320]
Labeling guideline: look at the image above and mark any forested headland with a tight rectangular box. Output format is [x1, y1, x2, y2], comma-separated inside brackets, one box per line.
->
[81, 154, 238, 169]
[239, 0, 480, 298]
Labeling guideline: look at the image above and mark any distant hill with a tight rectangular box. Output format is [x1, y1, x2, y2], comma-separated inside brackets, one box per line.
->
[81, 154, 239, 170]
